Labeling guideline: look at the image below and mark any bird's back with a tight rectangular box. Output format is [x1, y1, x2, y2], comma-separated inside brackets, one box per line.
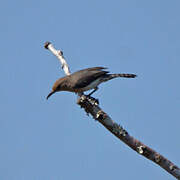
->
[70, 67, 109, 89]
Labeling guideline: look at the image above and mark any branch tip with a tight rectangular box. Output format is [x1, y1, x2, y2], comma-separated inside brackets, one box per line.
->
[44, 41, 51, 49]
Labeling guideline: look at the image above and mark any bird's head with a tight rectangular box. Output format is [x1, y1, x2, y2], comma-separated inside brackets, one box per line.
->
[46, 77, 68, 100]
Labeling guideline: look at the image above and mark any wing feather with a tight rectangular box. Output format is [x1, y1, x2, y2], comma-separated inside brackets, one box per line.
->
[71, 67, 109, 88]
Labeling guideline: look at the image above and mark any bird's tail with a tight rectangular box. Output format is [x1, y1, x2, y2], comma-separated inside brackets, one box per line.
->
[110, 73, 136, 78]
[102, 73, 136, 82]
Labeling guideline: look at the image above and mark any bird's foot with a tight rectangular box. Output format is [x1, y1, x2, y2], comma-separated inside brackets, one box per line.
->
[86, 95, 99, 105]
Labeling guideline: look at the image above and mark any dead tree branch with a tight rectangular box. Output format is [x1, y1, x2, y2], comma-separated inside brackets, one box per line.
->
[44, 41, 180, 179]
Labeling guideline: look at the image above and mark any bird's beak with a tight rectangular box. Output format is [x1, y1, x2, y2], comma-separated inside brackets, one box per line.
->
[46, 91, 55, 100]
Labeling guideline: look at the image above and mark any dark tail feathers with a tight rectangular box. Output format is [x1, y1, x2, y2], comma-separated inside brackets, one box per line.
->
[110, 73, 137, 78]
[102, 73, 136, 82]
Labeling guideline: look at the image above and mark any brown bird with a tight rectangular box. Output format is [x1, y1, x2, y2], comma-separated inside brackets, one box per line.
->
[47, 67, 136, 99]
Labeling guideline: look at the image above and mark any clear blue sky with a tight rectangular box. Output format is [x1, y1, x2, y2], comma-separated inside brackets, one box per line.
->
[1, 0, 180, 179]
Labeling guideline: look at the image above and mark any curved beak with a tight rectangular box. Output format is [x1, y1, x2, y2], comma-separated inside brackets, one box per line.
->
[46, 91, 55, 100]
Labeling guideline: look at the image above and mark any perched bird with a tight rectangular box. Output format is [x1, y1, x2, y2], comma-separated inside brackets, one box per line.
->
[47, 67, 136, 99]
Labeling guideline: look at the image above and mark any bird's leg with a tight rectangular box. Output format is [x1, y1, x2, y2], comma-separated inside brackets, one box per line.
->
[87, 87, 98, 96]
[86, 87, 99, 105]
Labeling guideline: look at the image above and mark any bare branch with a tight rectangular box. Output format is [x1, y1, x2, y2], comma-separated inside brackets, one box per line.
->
[44, 41, 70, 75]
[77, 96, 180, 179]
[44, 41, 180, 179]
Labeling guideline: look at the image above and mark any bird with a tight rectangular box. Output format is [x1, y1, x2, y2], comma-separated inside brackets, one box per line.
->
[47, 67, 136, 99]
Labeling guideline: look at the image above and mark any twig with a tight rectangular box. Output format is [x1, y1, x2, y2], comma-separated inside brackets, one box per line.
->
[44, 41, 180, 179]
[44, 42, 70, 75]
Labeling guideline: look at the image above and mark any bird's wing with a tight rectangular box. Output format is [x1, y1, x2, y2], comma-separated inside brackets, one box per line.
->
[71, 67, 109, 89]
